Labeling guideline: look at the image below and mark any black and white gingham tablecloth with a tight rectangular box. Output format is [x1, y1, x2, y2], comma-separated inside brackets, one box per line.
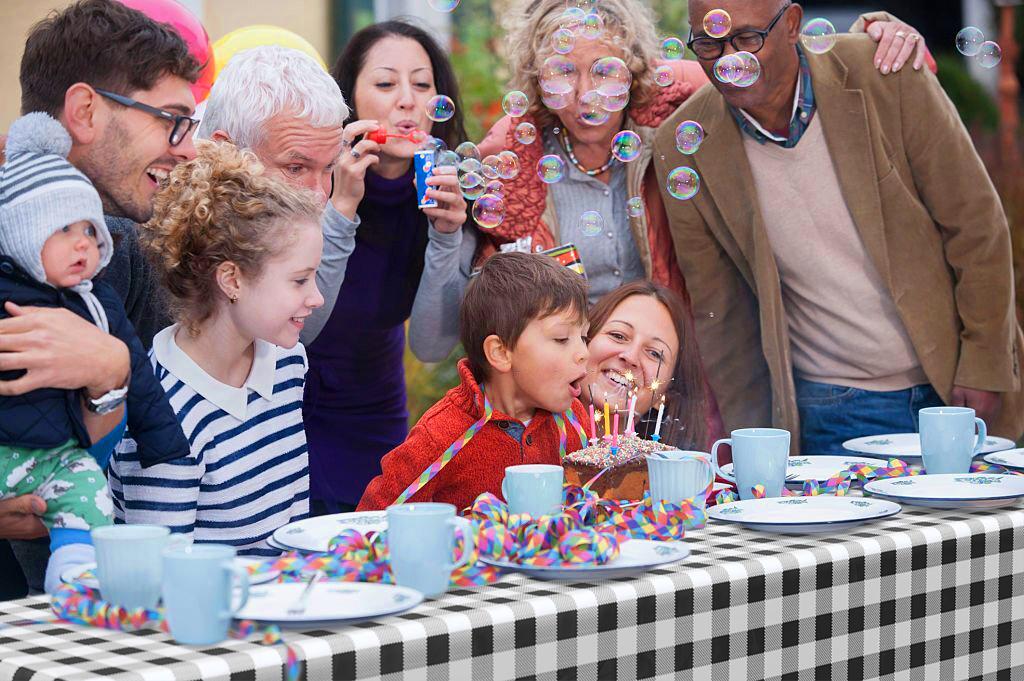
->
[1, 504, 1022, 680]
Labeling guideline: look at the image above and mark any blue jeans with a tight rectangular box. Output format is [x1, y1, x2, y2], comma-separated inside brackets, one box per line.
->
[795, 377, 944, 455]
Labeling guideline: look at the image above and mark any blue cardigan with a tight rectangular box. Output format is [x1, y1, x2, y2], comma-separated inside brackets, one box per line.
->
[0, 256, 188, 466]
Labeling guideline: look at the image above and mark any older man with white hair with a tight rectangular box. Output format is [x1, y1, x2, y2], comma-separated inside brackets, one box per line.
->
[198, 44, 368, 343]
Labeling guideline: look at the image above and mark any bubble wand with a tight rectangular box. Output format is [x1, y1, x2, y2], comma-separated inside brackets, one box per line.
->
[366, 127, 428, 145]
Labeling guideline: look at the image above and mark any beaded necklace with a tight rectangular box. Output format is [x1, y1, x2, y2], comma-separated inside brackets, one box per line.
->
[558, 128, 616, 177]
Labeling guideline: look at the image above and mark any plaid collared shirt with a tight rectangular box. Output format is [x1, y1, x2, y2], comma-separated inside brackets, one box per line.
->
[730, 45, 816, 148]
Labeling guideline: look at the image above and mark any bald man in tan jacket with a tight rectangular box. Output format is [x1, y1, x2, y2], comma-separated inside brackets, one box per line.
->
[654, 0, 1022, 454]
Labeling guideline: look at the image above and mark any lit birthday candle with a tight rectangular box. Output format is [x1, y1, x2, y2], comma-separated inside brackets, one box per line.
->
[612, 412, 619, 447]
[651, 395, 666, 441]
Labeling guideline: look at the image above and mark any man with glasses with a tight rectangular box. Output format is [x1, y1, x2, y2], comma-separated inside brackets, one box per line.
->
[654, 0, 1023, 454]
[0, 0, 200, 596]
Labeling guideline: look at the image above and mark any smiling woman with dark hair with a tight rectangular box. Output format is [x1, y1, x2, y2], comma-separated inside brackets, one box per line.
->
[301, 19, 472, 516]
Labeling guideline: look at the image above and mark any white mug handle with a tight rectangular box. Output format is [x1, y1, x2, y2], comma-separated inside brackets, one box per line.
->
[973, 417, 988, 455]
[222, 562, 250, 619]
[710, 438, 735, 482]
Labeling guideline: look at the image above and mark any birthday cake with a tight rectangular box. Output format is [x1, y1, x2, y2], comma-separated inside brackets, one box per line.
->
[563, 435, 670, 501]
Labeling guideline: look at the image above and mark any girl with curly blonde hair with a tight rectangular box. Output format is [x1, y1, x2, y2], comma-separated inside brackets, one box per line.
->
[109, 140, 325, 556]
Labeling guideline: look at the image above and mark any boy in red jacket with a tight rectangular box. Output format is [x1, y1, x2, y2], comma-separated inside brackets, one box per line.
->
[358, 252, 590, 512]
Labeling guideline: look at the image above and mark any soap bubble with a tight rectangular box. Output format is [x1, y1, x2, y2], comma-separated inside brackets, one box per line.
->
[497, 150, 520, 179]
[578, 210, 604, 237]
[485, 179, 504, 197]
[978, 41, 1002, 68]
[539, 56, 578, 108]
[675, 120, 704, 155]
[435, 150, 460, 168]
[955, 26, 985, 57]
[654, 65, 675, 87]
[502, 90, 529, 117]
[425, 95, 455, 122]
[661, 37, 685, 61]
[703, 9, 732, 39]
[579, 89, 611, 125]
[514, 122, 537, 145]
[610, 130, 642, 162]
[542, 90, 573, 110]
[592, 56, 632, 111]
[560, 6, 586, 32]
[732, 51, 761, 88]
[552, 27, 576, 54]
[582, 12, 604, 39]
[667, 166, 700, 200]
[472, 194, 506, 229]
[481, 155, 502, 180]
[459, 170, 484, 189]
[537, 154, 566, 183]
[713, 53, 743, 84]
[566, 0, 596, 10]
[417, 136, 446, 153]
[462, 180, 486, 201]
[455, 141, 481, 161]
[800, 18, 836, 55]
[627, 196, 643, 217]
[457, 157, 482, 176]
[427, 0, 459, 11]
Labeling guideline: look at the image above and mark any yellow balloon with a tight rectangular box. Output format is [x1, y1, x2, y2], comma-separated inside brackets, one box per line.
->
[212, 25, 328, 79]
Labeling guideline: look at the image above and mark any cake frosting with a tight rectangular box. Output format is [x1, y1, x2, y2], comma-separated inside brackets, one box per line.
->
[563, 435, 669, 500]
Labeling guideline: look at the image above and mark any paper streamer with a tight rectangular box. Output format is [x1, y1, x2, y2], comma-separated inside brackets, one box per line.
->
[710, 457, 919, 506]
[50, 582, 301, 681]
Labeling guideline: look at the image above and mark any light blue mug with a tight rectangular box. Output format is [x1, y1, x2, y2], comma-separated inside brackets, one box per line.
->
[387, 503, 473, 597]
[92, 525, 188, 610]
[919, 406, 987, 474]
[711, 428, 791, 499]
[646, 450, 714, 509]
[161, 544, 250, 645]
[501, 464, 564, 517]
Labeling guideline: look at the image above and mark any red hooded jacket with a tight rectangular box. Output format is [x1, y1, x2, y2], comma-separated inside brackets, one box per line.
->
[358, 359, 590, 512]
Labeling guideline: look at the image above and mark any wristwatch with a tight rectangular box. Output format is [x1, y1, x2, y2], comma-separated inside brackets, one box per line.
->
[82, 370, 131, 415]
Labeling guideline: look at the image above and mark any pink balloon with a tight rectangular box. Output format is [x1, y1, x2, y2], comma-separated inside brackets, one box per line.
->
[118, 0, 215, 102]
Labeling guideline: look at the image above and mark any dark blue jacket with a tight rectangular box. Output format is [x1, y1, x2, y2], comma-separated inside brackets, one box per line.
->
[0, 256, 189, 466]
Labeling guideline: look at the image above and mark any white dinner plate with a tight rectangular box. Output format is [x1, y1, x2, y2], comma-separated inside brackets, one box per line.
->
[61, 557, 280, 590]
[983, 448, 1024, 471]
[479, 539, 690, 579]
[721, 456, 884, 485]
[842, 433, 1015, 460]
[707, 495, 901, 533]
[235, 580, 423, 625]
[272, 511, 388, 552]
[864, 473, 1024, 509]
[273, 512, 473, 553]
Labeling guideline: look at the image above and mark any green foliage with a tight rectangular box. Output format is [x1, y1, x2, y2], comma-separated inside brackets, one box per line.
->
[404, 340, 465, 426]
[648, 0, 689, 36]
[934, 54, 1000, 133]
[449, 0, 507, 143]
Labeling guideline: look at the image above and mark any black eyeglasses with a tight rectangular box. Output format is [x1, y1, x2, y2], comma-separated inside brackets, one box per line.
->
[94, 88, 199, 147]
[686, 3, 791, 60]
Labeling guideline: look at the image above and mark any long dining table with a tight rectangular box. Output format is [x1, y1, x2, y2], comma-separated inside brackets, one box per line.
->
[1, 500, 1022, 681]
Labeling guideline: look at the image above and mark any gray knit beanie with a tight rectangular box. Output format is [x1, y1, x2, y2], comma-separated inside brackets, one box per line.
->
[0, 112, 111, 284]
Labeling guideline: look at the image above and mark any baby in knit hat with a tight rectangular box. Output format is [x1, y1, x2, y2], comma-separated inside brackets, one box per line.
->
[0, 113, 189, 593]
